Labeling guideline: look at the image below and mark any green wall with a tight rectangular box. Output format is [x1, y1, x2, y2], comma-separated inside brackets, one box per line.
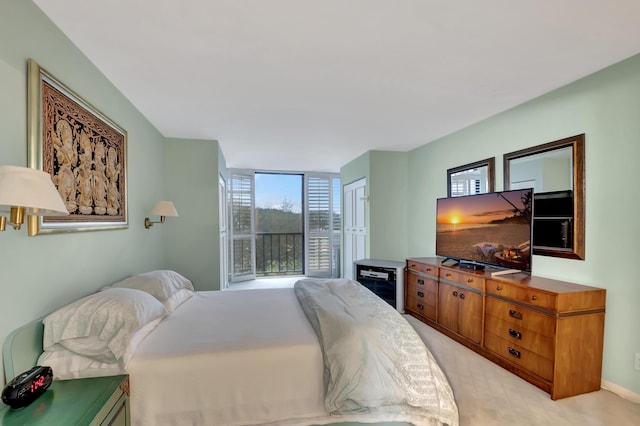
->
[164, 138, 224, 290]
[368, 151, 408, 262]
[0, 0, 168, 383]
[402, 54, 640, 395]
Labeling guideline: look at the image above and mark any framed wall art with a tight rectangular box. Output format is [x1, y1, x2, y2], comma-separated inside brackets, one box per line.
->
[27, 58, 128, 235]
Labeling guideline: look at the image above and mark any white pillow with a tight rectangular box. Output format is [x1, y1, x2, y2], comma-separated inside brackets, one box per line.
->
[38, 316, 163, 379]
[111, 270, 194, 303]
[43, 287, 167, 363]
[163, 288, 194, 312]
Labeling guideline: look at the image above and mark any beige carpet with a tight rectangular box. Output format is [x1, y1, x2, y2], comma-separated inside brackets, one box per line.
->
[407, 315, 640, 426]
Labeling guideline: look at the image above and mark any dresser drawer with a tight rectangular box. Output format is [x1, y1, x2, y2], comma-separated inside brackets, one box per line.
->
[484, 333, 554, 381]
[406, 285, 437, 305]
[406, 260, 437, 276]
[487, 279, 556, 310]
[485, 297, 556, 337]
[406, 292, 437, 320]
[406, 272, 437, 293]
[440, 269, 484, 290]
[485, 313, 554, 359]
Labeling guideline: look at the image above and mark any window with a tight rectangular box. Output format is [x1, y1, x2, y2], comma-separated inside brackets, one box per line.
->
[228, 169, 340, 281]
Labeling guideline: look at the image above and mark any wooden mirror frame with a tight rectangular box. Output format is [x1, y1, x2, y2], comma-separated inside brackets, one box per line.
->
[447, 158, 495, 197]
[504, 134, 585, 260]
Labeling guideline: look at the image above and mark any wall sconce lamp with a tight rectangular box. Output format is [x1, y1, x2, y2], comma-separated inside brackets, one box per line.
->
[144, 200, 178, 229]
[0, 165, 69, 232]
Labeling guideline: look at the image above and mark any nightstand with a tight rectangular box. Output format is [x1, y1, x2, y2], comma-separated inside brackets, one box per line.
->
[0, 374, 129, 425]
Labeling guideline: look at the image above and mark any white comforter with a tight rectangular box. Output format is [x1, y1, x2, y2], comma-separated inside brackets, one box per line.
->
[295, 279, 459, 426]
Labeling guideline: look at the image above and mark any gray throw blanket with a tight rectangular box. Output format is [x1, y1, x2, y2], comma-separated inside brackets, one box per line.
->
[294, 278, 459, 426]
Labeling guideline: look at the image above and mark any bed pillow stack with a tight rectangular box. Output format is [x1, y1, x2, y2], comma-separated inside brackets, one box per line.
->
[39, 287, 167, 378]
[38, 270, 194, 379]
[111, 269, 194, 312]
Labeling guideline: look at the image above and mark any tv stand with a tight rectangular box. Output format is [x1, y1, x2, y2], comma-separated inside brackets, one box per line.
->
[405, 257, 606, 400]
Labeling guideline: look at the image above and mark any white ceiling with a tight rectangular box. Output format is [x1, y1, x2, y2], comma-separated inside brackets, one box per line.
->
[34, 0, 640, 173]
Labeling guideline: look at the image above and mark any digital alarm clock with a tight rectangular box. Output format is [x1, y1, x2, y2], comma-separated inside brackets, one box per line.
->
[2, 366, 53, 409]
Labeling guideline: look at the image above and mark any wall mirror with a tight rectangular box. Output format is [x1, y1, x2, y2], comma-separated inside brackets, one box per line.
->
[504, 134, 585, 259]
[447, 158, 495, 197]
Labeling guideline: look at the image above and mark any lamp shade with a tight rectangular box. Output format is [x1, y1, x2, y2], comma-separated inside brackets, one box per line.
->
[0, 165, 68, 216]
[150, 200, 178, 217]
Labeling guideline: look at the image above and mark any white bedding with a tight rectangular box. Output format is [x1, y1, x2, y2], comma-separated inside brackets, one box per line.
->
[126, 285, 457, 426]
[127, 288, 329, 426]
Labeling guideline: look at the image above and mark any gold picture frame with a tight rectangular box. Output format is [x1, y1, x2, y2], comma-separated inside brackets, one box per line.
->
[27, 59, 128, 235]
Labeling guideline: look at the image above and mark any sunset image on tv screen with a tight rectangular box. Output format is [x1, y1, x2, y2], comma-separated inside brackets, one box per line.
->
[436, 189, 532, 271]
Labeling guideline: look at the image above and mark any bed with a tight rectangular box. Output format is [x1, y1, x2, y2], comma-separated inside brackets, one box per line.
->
[3, 271, 458, 426]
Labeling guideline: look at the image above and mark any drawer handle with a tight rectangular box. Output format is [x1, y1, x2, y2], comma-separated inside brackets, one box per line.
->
[508, 347, 521, 359]
[410, 263, 416, 268]
[509, 309, 523, 320]
[452, 290, 458, 297]
[496, 285, 502, 291]
[446, 273, 452, 277]
[417, 291, 424, 297]
[467, 278, 473, 283]
[417, 279, 424, 285]
[531, 295, 537, 301]
[417, 303, 424, 310]
[508, 328, 522, 339]
[459, 293, 465, 300]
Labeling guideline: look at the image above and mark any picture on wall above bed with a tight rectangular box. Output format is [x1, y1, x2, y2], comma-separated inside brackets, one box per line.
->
[26, 58, 128, 235]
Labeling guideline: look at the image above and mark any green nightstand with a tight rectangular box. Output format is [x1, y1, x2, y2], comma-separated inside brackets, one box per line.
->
[0, 374, 129, 426]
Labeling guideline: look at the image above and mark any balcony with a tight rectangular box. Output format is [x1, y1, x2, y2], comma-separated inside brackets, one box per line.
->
[255, 232, 303, 276]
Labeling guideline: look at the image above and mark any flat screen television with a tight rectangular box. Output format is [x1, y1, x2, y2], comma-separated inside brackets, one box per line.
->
[436, 189, 533, 272]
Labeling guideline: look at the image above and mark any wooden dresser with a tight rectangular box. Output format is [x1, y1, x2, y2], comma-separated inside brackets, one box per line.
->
[405, 257, 606, 400]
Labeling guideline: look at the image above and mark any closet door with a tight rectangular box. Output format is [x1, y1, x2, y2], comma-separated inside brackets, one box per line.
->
[343, 178, 366, 279]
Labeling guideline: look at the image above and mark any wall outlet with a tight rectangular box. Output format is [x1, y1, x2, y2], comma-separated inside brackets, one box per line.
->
[635, 353, 640, 371]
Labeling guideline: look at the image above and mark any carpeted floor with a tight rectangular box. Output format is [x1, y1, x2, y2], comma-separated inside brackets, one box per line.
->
[407, 315, 640, 425]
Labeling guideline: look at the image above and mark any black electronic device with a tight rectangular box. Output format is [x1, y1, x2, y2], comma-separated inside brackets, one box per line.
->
[2, 365, 53, 409]
[436, 189, 533, 272]
[458, 261, 485, 271]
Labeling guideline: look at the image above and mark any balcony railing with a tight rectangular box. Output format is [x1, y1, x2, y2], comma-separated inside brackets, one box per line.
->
[256, 232, 303, 276]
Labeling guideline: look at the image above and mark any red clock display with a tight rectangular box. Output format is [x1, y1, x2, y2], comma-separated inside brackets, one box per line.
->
[30, 375, 47, 394]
